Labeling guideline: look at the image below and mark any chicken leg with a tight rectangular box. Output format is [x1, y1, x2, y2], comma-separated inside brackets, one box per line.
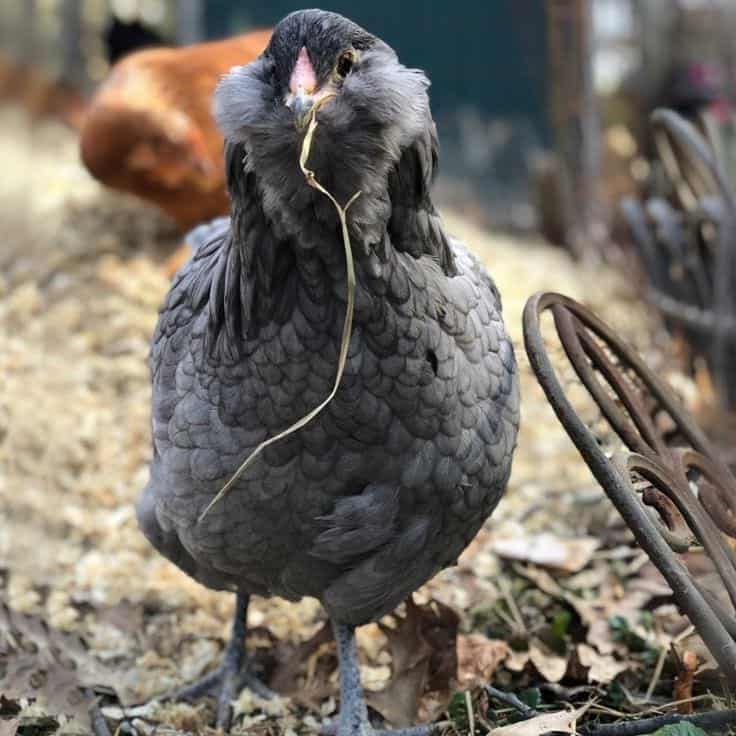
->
[331, 621, 438, 736]
[167, 591, 273, 730]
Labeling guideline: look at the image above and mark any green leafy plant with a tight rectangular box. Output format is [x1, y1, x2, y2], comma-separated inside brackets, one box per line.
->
[652, 723, 708, 736]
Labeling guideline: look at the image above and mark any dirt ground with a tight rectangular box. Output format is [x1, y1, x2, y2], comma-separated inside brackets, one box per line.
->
[0, 105, 725, 735]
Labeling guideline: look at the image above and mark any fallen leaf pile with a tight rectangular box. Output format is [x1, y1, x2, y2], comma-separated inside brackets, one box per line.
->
[0, 602, 112, 729]
[0, 104, 732, 735]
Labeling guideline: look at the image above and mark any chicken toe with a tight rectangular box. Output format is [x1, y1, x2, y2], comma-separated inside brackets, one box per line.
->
[163, 591, 273, 730]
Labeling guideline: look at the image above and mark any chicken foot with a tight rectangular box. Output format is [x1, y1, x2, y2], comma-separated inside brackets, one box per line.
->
[164, 591, 274, 730]
[328, 621, 439, 736]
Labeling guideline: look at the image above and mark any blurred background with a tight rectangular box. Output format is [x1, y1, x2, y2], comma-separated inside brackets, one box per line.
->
[3, 0, 736, 229]
[2, 0, 735, 222]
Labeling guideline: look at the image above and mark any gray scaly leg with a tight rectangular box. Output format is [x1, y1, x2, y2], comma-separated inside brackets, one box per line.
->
[167, 591, 274, 730]
[331, 620, 438, 736]
[333, 621, 370, 736]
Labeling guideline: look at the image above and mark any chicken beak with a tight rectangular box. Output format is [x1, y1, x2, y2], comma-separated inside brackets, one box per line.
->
[287, 46, 319, 130]
[289, 88, 315, 130]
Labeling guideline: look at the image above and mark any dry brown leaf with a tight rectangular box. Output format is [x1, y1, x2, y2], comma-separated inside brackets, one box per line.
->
[563, 566, 609, 591]
[1, 601, 112, 687]
[457, 634, 510, 688]
[1, 655, 95, 726]
[513, 564, 563, 597]
[95, 600, 145, 636]
[269, 621, 333, 696]
[513, 563, 595, 624]
[492, 533, 599, 573]
[529, 640, 568, 683]
[584, 586, 657, 656]
[369, 658, 428, 729]
[418, 599, 459, 694]
[368, 598, 458, 727]
[488, 707, 585, 735]
[0, 601, 112, 727]
[577, 643, 631, 684]
[586, 619, 617, 656]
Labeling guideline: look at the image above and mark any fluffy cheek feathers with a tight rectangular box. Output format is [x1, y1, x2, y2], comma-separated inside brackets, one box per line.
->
[214, 61, 275, 141]
[214, 49, 432, 155]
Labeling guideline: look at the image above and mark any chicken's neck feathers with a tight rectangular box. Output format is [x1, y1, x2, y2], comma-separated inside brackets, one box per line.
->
[204, 138, 454, 355]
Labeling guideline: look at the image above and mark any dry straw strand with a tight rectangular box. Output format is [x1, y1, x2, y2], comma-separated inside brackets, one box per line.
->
[199, 102, 361, 523]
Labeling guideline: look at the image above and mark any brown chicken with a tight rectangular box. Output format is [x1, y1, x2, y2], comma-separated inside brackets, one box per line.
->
[79, 30, 271, 231]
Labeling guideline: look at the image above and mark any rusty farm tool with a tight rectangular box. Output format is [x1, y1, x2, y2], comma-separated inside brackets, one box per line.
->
[523, 291, 736, 686]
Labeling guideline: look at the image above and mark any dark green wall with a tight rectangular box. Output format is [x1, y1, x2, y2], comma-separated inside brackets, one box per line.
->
[204, 1, 550, 145]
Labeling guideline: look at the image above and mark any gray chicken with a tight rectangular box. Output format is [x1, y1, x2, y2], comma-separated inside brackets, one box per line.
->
[137, 9, 520, 735]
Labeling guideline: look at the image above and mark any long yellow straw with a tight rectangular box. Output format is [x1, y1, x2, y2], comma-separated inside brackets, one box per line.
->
[198, 105, 361, 523]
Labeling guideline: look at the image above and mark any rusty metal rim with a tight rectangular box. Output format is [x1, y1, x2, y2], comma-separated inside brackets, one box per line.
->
[650, 109, 736, 403]
[650, 109, 736, 215]
[648, 288, 736, 336]
[623, 450, 736, 609]
[526, 292, 726, 465]
[553, 305, 668, 457]
[523, 291, 736, 687]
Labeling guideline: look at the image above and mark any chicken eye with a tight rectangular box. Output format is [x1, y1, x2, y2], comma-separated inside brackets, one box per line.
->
[336, 51, 355, 78]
